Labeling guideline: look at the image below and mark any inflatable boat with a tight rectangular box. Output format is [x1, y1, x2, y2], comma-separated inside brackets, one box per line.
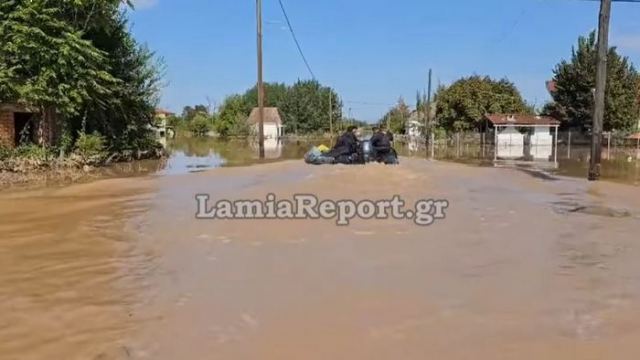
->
[304, 140, 399, 165]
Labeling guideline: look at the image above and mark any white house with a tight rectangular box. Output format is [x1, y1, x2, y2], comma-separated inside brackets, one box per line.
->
[247, 107, 284, 139]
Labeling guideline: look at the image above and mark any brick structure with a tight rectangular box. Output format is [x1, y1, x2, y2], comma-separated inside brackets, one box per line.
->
[0, 110, 15, 148]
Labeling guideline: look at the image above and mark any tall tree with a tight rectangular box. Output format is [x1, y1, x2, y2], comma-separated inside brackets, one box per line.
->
[0, 0, 163, 150]
[548, 31, 640, 132]
[435, 75, 530, 131]
[281, 80, 341, 134]
[380, 97, 411, 134]
[243, 82, 288, 113]
[0, 0, 118, 144]
[216, 95, 249, 137]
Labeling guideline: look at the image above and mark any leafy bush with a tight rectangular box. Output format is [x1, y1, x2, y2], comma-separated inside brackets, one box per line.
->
[131, 132, 162, 152]
[432, 127, 448, 140]
[13, 144, 54, 161]
[75, 132, 107, 161]
[0, 146, 12, 161]
[189, 115, 212, 137]
[57, 129, 74, 156]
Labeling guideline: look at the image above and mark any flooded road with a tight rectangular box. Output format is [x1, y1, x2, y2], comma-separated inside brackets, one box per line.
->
[100, 136, 640, 186]
[2, 137, 640, 359]
[0, 179, 158, 359]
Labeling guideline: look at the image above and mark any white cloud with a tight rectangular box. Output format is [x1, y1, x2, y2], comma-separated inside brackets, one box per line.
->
[131, 0, 159, 10]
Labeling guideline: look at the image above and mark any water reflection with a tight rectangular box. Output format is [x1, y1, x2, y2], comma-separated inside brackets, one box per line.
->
[160, 136, 325, 173]
[97, 136, 640, 186]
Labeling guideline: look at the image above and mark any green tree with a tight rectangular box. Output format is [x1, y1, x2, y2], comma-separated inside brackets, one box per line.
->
[243, 83, 288, 113]
[0, 0, 163, 151]
[189, 114, 212, 137]
[379, 97, 411, 134]
[0, 0, 118, 145]
[181, 105, 209, 121]
[435, 75, 530, 131]
[548, 31, 640, 132]
[281, 80, 341, 134]
[216, 95, 249, 137]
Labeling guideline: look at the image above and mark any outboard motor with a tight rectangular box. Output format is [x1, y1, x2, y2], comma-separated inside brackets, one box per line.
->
[361, 140, 372, 163]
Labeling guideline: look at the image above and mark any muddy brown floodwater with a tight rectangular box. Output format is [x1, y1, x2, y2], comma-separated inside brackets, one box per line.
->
[1, 158, 640, 359]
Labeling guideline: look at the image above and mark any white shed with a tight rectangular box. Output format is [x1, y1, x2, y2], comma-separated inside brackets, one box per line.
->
[248, 107, 284, 139]
[485, 114, 561, 163]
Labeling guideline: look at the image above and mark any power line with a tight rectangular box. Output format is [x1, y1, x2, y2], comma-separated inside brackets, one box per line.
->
[277, 0, 316, 80]
[344, 100, 396, 107]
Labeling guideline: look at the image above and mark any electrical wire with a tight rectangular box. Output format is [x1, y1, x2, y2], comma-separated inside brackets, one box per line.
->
[277, 0, 317, 80]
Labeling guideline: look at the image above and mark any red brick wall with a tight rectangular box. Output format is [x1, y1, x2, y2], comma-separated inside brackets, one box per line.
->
[0, 111, 15, 148]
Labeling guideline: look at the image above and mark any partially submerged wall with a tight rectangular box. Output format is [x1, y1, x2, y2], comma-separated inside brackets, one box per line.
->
[0, 111, 14, 148]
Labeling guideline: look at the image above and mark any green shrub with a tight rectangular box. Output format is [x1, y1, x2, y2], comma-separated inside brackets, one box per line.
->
[75, 132, 107, 161]
[56, 129, 74, 156]
[432, 127, 448, 140]
[0, 146, 12, 161]
[13, 144, 54, 161]
[189, 115, 212, 137]
[132, 133, 162, 152]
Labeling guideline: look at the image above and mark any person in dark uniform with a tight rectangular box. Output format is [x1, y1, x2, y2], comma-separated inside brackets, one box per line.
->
[385, 126, 394, 144]
[329, 126, 360, 163]
[370, 126, 392, 162]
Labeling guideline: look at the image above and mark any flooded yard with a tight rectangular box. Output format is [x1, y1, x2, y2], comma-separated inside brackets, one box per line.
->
[1, 136, 640, 359]
[99, 136, 640, 186]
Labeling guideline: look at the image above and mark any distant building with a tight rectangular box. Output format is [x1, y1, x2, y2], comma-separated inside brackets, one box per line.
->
[153, 108, 175, 138]
[247, 107, 284, 139]
[406, 111, 425, 138]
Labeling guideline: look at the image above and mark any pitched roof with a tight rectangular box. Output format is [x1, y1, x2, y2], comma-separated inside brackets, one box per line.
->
[247, 107, 282, 125]
[155, 108, 175, 116]
[485, 114, 560, 126]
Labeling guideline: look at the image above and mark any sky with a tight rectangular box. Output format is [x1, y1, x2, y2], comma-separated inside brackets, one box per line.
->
[127, 0, 640, 123]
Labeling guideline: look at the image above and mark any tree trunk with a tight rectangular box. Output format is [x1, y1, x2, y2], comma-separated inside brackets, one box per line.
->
[36, 107, 58, 146]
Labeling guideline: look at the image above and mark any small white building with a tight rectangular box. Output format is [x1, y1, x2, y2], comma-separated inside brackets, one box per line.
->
[485, 113, 560, 163]
[406, 120, 424, 138]
[405, 111, 425, 138]
[247, 107, 284, 139]
[495, 127, 524, 159]
[496, 126, 524, 147]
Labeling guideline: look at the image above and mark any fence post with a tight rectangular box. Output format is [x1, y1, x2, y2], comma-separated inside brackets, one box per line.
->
[567, 131, 572, 159]
[494, 126, 498, 161]
[430, 132, 435, 159]
[554, 126, 558, 164]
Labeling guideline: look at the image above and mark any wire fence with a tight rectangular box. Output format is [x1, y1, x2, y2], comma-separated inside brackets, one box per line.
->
[393, 131, 640, 149]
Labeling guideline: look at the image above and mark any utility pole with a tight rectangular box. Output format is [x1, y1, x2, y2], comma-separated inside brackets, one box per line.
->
[329, 92, 333, 138]
[588, 0, 612, 181]
[425, 69, 433, 158]
[256, 0, 265, 159]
